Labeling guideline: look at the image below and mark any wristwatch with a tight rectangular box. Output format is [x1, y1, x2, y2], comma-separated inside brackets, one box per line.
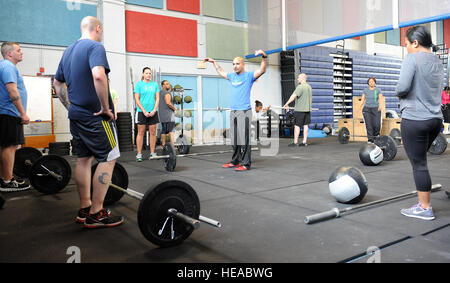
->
[262, 55, 268, 59]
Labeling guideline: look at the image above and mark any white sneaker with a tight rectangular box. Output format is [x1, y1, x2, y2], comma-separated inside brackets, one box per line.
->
[401, 203, 435, 220]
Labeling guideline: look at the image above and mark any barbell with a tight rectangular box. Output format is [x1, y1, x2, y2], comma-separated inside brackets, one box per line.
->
[148, 144, 260, 172]
[339, 128, 448, 160]
[13, 147, 72, 194]
[94, 164, 221, 247]
[305, 184, 442, 224]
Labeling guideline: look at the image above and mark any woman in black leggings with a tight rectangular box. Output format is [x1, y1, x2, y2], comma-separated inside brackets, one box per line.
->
[396, 26, 444, 221]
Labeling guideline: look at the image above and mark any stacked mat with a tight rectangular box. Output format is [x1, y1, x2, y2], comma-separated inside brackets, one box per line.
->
[116, 112, 134, 152]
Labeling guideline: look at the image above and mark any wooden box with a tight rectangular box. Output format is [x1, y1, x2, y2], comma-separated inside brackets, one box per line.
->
[338, 118, 354, 135]
[352, 118, 367, 142]
[353, 95, 386, 120]
[381, 118, 402, 136]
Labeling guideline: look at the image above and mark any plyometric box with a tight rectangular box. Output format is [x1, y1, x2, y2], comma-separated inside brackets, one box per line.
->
[353, 96, 385, 120]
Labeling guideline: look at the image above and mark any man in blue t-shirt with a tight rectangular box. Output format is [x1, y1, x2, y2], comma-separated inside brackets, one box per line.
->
[53, 16, 123, 229]
[0, 42, 31, 192]
[204, 50, 267, 171]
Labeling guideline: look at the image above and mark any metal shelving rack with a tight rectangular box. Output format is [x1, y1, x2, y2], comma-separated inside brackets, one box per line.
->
[330, 42, 353, 123]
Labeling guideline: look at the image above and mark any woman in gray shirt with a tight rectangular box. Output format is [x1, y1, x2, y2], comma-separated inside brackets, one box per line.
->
[360, 77, 383, 143]
[396, 26, 444, 221]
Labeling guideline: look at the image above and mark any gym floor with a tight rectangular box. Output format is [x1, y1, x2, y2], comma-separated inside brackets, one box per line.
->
[1, 136, 449, 263]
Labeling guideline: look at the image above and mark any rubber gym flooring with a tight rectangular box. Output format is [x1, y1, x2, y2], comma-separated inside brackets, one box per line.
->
[1, 136, 449, 263]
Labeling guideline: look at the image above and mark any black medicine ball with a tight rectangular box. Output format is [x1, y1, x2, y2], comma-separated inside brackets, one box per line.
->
[359, 144, 384, 166]
[328, 166, 368, 204]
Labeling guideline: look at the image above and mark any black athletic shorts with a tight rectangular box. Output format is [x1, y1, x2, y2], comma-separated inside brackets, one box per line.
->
[0, 114, 25, 147]
[294, 111, 311, 127]
[70, 118, 120, 162]
[161, 122, 175, 134]
[136, 111, 159, 125]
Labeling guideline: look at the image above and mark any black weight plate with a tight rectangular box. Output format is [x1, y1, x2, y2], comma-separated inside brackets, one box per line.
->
[137, 180, 200, 247]
[162, 144, 177, 172]
[322, 124, 333, 136]
[91, 162, 129, 206]
[389, 128, 402, 146]
[30, 155, 71, 194]
[14, 147, 43, 178]
[428, 132, 448, 155]
[176, 135, 191, 154]
[374, 135, 397, 161]
[338, 127, 350, 144]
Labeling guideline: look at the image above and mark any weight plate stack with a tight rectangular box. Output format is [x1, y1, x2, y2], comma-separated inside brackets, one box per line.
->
[49, 142, 71, 156]
[116, 112, 134, 152]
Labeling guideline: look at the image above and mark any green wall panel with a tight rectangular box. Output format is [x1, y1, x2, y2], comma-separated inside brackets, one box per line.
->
[203, 0, 233, 20]
[206, 23, 248, 60]
[374, 32, 386, 44]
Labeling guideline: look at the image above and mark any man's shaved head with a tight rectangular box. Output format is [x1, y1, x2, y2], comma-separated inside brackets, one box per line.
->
[81, 16, 102, 32]
[80, 16, 103, 42]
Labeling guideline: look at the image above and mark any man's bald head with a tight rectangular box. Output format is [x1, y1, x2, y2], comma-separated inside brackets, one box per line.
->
[80, 16, 103, 42]
[298, 73, 307, 84]
[232, 57, 245, 74]
[81, 16, 102, 31]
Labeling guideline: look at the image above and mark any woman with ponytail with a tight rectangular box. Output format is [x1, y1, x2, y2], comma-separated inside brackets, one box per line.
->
[396, 25, 444, 221]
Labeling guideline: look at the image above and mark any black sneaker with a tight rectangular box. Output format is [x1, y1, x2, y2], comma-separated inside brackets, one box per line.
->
[12, 176, 26, 185]
[84, 208, 123, 228]
[298, 143, 308, 147]
[76, 206, 111, 223]
[288, 143, 298, 147]
[0, 178, 30, 192]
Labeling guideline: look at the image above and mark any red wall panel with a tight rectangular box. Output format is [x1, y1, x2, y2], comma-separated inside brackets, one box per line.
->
[444, 19, 450, 50]
[167, 0, 200, 15]
[125, 10, 198, 57]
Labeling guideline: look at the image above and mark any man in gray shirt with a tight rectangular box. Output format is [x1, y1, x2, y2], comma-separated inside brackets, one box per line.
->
[159, 80, 176, 147]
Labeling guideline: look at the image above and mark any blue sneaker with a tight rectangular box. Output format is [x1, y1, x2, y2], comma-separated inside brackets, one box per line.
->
[401, 203, 435, 220]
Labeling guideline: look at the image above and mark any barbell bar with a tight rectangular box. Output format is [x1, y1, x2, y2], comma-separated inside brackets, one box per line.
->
[304, 184, 442, 224]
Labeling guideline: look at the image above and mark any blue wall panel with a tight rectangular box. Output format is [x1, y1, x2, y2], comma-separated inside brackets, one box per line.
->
[0, 0, 96, 47]
[202, 77, 231, 130]
[386, 29, 400, 46]
[234, 0, 248, 22]
[127, 0, 163, 9]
